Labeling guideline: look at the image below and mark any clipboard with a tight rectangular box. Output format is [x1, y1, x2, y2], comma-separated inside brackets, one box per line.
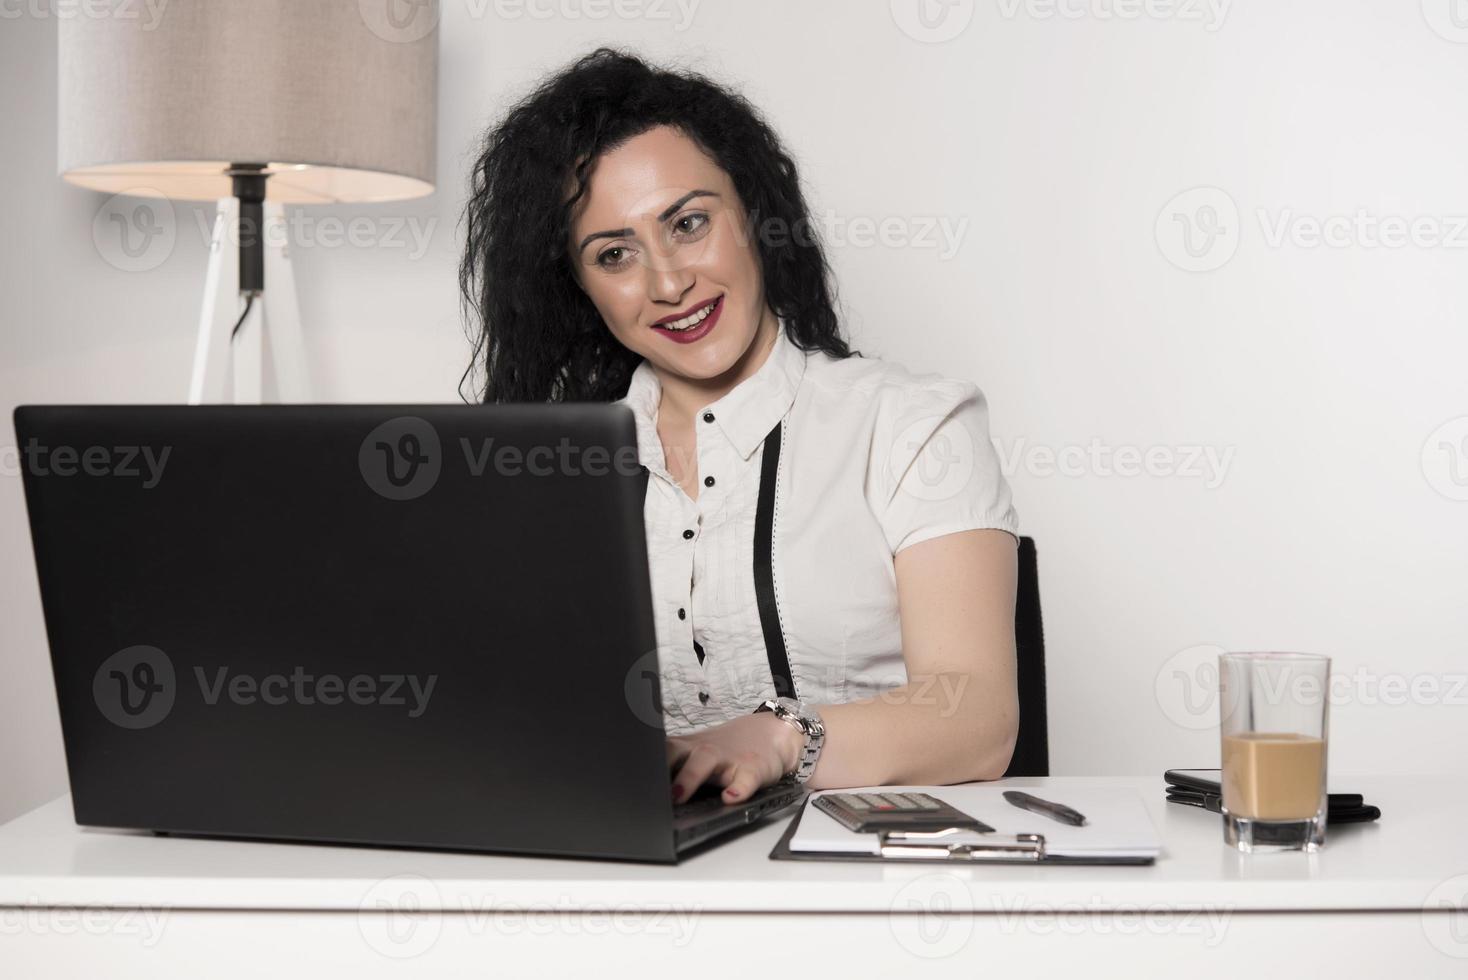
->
[768, 787, 1160, 865]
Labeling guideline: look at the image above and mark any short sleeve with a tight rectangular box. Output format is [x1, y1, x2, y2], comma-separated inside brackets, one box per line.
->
[874, 379, 1019, 556]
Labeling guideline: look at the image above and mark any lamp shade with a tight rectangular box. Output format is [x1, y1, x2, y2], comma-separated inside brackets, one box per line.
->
[58, 0, 438, 204]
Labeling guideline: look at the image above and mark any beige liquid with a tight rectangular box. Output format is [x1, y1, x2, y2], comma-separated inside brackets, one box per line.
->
[1221, 732, 1326, 820]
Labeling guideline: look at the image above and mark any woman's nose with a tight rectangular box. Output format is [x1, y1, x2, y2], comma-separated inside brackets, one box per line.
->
[644, 251, 695, 305]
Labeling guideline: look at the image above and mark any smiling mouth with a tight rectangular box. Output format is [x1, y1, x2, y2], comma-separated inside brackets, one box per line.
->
[652, 295, 722, 332]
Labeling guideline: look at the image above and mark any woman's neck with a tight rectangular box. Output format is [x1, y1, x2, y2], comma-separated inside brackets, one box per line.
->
[654, 305, 780, 426]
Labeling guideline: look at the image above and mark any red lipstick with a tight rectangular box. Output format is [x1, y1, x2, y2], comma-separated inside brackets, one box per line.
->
[651, 294, 723, 345]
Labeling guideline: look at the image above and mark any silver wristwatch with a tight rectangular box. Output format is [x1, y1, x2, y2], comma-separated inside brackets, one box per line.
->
[754, 696, 825, 783]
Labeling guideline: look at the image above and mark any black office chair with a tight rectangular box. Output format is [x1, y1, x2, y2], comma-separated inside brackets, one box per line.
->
[1002, 536, 1049, 777]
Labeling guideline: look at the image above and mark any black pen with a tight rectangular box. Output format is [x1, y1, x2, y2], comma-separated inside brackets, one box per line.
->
[1003, 790, 1088, 827]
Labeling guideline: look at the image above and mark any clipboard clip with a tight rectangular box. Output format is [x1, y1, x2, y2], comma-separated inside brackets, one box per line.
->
[877, 827, 1047, 862]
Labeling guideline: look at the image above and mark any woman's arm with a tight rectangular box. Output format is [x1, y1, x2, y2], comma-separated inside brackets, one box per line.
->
[667, 527, 1019, 802]
[806, 527, 1019, 788]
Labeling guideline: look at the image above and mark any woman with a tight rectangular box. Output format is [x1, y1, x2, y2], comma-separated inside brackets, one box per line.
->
[461, 48, 1020, 807]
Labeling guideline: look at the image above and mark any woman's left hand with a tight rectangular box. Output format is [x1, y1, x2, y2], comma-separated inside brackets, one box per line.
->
[666, 711, 804, 805]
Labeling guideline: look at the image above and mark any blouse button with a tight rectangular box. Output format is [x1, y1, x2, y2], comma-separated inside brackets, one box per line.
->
[682, 528, 694, 540]
[677, 607, 686, 620]
[698, 691, 710, 704]
[703, 476, 715, 488]
[702, 412, 715, 423]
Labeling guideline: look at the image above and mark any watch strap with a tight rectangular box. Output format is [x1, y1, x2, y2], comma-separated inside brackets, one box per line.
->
[757, 697, 824, 783]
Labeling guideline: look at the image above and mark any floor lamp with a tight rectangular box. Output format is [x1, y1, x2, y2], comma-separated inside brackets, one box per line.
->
[55, 0, 439, 403]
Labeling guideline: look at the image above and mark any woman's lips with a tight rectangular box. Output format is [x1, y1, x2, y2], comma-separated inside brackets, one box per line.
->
[653, 295, 720, 326]
[651, 295, 723, 345]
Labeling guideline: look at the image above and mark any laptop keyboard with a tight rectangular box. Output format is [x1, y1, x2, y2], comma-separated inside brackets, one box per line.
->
[673, 782, 741, 819]
[673, 776, 801, 820]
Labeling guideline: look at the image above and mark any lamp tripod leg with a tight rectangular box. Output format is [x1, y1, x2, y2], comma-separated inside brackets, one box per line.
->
[189, 198, 240, 404]
[262, 202, 309, 402]
[187, 197, 309, 404]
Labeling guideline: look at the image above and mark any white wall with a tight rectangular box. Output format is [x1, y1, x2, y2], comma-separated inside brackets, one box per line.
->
[3, 0, 1466, 823]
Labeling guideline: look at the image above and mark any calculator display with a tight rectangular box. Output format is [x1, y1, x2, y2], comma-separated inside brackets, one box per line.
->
[812, 792, 993, 833]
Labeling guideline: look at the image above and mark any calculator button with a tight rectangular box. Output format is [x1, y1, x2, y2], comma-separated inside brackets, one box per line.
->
[838, 794, 870, 810]
[860, 793, 892, 809]
[909, 794, 941, 810]
[880, 793, 912, 809]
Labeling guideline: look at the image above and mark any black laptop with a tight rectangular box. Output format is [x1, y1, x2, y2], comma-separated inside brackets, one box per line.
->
[14, 404, 805, 863]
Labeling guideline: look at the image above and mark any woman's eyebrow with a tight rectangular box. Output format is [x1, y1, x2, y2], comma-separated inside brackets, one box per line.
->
[576, 189, 720, 253]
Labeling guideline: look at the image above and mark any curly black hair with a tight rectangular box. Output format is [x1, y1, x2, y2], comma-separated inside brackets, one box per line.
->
[459, 47, 860, 404]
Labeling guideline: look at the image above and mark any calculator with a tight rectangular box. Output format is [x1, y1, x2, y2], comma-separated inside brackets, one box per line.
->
[812, 791, 994, 833]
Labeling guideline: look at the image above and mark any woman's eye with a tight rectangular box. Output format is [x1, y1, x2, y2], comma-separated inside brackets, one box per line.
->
[673, 212, 710, 238]
[596, 246, 634, 270]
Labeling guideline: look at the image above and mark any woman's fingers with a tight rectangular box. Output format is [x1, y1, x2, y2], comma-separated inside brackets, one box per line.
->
[669, 742, 723, 802]
[666, 735, 693, 772]
[666, 716, 786, 805]
[718, 760, 764, 804]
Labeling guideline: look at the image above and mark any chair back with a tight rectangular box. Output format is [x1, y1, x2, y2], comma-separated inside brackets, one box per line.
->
[1003, 536, 1049, 777]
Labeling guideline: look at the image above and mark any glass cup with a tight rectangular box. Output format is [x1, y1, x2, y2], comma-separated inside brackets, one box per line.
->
[1217, 652, 1331, 853]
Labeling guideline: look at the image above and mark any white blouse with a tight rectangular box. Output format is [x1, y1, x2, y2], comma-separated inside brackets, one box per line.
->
[616, 319, 1019, 737]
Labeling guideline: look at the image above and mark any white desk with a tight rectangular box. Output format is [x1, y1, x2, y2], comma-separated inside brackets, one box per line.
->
[1, 775, 1464, 977]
